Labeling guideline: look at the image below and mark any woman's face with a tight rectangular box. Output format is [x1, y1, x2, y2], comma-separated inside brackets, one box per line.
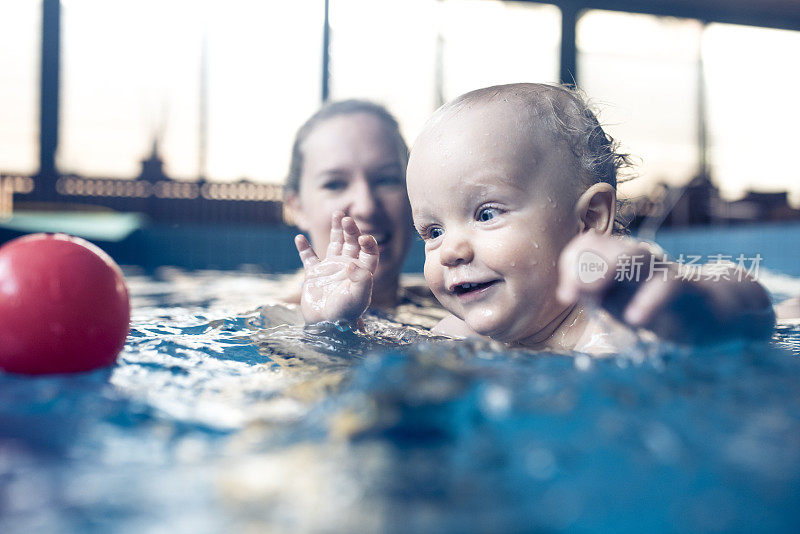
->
[286, 112, 413, 288]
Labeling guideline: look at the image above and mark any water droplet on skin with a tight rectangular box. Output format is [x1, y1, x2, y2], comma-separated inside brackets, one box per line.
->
[480, 309, 494, 319]
[510, 262, 516, 267]
[533, 242, 539, 249]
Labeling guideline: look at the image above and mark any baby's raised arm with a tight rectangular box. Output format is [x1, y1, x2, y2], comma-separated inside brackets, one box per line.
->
[557, 231, 775, 344]
[294, 211, 378, 325]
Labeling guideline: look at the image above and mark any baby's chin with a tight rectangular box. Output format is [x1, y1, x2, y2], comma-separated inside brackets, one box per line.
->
[463, 308, 552, 346]
[462, 310, 511, 341]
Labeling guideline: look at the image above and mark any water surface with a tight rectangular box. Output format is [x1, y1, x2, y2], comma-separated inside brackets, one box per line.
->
[1, 267, 799, 533]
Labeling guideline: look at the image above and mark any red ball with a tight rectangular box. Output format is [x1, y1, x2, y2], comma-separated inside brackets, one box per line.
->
[0, 233, 130, 375]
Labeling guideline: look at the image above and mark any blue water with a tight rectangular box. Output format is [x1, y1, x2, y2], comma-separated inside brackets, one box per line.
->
[655, 221, 800, 277]
[1, 227, 800, 532]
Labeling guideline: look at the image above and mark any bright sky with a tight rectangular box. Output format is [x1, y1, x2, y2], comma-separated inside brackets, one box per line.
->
[0, 0, 798, 205]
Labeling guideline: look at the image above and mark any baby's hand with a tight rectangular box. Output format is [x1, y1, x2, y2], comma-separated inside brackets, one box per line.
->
[557, 231, 710, 343]
[557, 230, 680, 327]
[556, 230, 773, 343]
[295, 211, 379, 325]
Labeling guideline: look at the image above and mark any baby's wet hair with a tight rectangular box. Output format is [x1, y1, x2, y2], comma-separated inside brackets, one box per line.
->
[440, 83, 635, 232]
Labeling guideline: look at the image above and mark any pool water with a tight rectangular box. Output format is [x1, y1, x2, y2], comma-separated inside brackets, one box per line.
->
[1, 267, 800, 533]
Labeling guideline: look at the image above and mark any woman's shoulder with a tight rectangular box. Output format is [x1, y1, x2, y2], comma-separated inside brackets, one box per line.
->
[277, 270, 305, 305]
[384, 275, 449, 329]
[398, 275, 436, 303]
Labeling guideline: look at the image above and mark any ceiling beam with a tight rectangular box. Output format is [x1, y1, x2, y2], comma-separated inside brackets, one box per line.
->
[516, 0, 800, 31]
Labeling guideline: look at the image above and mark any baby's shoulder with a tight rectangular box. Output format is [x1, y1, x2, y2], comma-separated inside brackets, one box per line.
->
[573, 323, 617, 355]
[432, 314, 483, 339]
[572, 310, 653, 355]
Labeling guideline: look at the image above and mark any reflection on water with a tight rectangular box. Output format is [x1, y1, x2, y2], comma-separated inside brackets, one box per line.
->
[1, 268, 800, 533]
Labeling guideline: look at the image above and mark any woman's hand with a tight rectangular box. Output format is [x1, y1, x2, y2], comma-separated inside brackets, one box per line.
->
[295, 211, 379, 325]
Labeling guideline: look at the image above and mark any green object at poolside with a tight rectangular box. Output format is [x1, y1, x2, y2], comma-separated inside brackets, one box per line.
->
[0, 211, 145, 242]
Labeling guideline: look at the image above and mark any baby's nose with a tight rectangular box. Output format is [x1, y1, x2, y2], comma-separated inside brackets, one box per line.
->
[439, 231, 473, 266]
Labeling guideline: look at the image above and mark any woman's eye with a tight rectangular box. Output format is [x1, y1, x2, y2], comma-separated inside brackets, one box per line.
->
[477, 207, 499, 222]
[373, 174, 402, 187]
[322, 180, 346, 191]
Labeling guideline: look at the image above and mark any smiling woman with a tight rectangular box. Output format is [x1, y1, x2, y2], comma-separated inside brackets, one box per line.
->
[282, 100, 416, 310]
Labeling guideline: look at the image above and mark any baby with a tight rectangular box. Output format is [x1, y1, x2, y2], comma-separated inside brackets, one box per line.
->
[295, 83, 774, 353]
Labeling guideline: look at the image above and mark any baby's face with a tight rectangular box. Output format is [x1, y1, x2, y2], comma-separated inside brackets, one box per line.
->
[407, 101, 583, 344]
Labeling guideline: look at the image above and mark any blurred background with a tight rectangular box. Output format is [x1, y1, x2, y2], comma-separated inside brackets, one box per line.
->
[1, 0, 799, 271]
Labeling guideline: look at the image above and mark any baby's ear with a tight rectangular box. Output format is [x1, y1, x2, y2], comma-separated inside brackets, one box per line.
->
[575, 183, 616, 235]
[283, 192, 308, 230]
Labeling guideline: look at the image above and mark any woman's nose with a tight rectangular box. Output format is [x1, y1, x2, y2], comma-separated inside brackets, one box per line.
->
[345, 178, 379, 221]
[439, 230, 473, 266]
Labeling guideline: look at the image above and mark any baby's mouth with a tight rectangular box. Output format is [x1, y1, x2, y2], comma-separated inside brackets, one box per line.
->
[452, 280, 498, 296]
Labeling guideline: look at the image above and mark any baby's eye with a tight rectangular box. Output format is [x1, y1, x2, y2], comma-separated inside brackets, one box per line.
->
[419, 226, 443, 240]
[477, 207, 500, 222]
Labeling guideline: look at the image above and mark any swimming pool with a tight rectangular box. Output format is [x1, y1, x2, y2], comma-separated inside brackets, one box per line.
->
[1, 225, 800, 533]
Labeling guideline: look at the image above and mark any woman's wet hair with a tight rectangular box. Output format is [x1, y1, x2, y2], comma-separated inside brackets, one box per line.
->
[284, 99, 409, 196]
[439, 83, 636, 232]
